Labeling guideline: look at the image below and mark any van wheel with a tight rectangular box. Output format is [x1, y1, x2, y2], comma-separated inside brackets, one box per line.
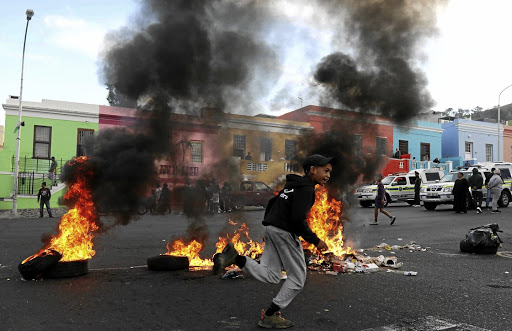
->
[424, 202, 437, 210]
[359, 201, 372, 208]
[498, 191, 511, 207]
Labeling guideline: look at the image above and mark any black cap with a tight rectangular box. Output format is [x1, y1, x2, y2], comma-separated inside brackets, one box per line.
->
[303, 154, 336, 173]
[42, 182, 46, 186]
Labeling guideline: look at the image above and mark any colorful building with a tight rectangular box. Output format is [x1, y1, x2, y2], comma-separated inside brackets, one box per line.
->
[442, 118, 499, 166]
[0, 98, 98, 210]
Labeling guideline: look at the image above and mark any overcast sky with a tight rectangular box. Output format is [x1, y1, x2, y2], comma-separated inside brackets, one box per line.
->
[2, 0, 512, 126]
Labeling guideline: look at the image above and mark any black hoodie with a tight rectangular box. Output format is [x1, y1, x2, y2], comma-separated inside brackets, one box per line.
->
[262, 174, 320, 245]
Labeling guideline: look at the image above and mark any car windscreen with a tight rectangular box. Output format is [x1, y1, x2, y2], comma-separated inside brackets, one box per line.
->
[440, 172, 473, 182]
[382, 177, 394, 185]
[425, 172, 441, 181]
[254, 182, 271, 191]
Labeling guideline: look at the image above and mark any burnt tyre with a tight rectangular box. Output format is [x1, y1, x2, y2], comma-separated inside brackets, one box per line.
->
[424, 202, 437, 210]
[147, 255, 189, 271]
[231, 196, 246, 211]
[359, 201, 372, 208]
[43, 260, 89, 278]
[498, 190, 511, 208]
[18, 250, 62, 280]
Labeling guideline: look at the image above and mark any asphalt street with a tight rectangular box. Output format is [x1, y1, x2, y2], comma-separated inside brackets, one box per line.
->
[1, 202, 511, 331]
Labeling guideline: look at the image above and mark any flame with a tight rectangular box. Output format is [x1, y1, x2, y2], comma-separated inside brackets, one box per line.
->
[165, 239, 213, 267]
[215, 219, 264, 259]
[22, 156, 99, 264]
[302, 186, 352, 257]
[163, 186, 350, 269]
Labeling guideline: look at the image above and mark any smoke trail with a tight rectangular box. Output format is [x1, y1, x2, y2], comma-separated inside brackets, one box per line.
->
[313, 0, 438, 124]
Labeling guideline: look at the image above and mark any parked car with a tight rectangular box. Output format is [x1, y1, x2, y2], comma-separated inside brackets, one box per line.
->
[356, 168, 445, 207]
[420, 165, 512, 211]
[230, 180, 276, 210]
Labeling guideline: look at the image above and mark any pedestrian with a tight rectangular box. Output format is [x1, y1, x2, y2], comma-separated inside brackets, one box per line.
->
[213, 154, 333, 329]
[37, 182, 53, 218]
[487, 169, 503, 214]
[464, 160, 471, 167]
[148, 189, 157, 214]
[433, 157, 441, 164]
[220, 181, 232, 212]
[468, 168, 483, 213]
[452, 172, 469, 213]
[245, 152, 252, 160]
[484, 168, 495, 209]
[155, 183, 162, 203]
[393, 148, 401, 159]
[158, 183, 171, 214]
[413, 171, 421, 207]
[371, 174, 396, 225]
[48, 156, 57, 186]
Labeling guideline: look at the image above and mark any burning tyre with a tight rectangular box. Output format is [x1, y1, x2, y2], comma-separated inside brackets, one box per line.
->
[43, 260, 89, 279]
[18, 250, 62, 280]
[147, 255, 189, 271]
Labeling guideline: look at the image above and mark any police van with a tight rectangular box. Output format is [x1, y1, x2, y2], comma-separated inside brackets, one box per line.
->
[420, 165, 512, 210]
[356, 168, 444, 207]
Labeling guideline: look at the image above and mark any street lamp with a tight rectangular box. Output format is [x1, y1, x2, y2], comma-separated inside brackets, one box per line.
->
[12, 9, 34, 215]
[498, 83, 512, 162]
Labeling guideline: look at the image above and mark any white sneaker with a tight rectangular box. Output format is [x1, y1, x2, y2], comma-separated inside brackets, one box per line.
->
[476, 207, 482, 214]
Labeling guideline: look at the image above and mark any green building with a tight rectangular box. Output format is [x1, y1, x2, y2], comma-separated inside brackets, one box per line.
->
[0, 97, 98, 210]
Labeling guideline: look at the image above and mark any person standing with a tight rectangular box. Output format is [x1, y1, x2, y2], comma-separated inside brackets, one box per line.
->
[393, 148, 401, 159]
[371, 174, 396, 225]
[413, 171, 421, 207]
[245, 152, 253, 160]
[48, 156, 57, 186]
[484, 168, 495, 209]
[468, 168, 483, 213]
[452, 172, 469, 213]
[37, 182, 53, 218]
[487, 169, 503, 214]
[158, 183, 171, 214]
[213, 154, 333, 329]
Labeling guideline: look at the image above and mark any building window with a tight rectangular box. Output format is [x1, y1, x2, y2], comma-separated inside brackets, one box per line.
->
[399, 140, 409, 154]
[233, 135, 246, 158]
[353, 134, 363, 152]
[376, 137, 387, 156]
[33, 126, 52, 159]
[486, 144, 493, 162]
[421, 142, 430, 161]
[77, 129, 94, 157]
[260, 137, 272, 161]
[284, 140, 296, 160]
[190, 141, 203, 163]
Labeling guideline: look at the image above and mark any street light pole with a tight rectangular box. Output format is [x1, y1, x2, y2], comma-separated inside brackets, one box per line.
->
[498, 83, 512, 162]
[12, 9, 34, 215]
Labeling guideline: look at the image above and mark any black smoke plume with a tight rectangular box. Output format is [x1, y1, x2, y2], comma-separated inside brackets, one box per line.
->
[314, 0, 438, 124]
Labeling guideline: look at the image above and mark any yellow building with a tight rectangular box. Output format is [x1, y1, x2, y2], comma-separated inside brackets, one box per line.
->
[219, 113, 312, 186]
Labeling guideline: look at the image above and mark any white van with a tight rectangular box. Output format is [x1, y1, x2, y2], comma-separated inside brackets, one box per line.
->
[356, 168, 444, 207]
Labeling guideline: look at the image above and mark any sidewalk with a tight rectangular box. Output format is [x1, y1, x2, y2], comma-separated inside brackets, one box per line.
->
[0, 208, 68, 219]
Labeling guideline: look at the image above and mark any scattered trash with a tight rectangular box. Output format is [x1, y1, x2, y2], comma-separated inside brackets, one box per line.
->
[362, 263, 379, 273]
[505, 272, 509, 274]
[404, 271, 417, 276]
[222, 270, 243, 279]
[325, 271, 338, 276]
[324, 309, 329, 312]
[398, 238, 403, 241]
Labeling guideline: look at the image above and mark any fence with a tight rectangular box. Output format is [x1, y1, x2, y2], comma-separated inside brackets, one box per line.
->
[11, 155, 64, 174]
[16, 172, 51, 195]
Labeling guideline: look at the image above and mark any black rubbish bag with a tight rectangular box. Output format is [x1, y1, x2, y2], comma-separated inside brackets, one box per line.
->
[460, 223, 503, 254]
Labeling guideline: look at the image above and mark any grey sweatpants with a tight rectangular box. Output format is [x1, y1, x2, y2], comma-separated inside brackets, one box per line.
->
[243, 225, 307, 309]
[491, 188, 501, 211]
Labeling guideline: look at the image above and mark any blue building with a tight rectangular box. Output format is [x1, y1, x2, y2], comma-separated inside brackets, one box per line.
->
[394, 120, 443, 162]
[442, 119, 499, 165]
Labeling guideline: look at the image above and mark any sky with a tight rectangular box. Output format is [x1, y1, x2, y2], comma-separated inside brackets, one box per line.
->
[2, 0, 512, 126]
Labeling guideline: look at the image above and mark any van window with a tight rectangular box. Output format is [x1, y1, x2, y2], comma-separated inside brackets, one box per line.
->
[396, 177, 407, 185]
[409, 177, 416, 184]
[498, 168, 511, 179]
[425, 173, 441, 181]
